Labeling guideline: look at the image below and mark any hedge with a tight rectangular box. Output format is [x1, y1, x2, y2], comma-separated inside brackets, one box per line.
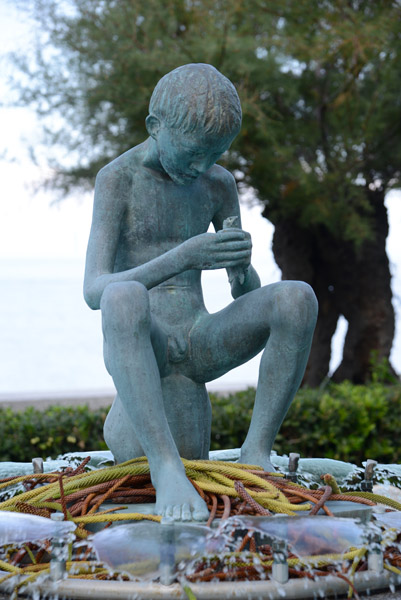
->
[212, 381, 401, 464]
[1, 381, 401, 465]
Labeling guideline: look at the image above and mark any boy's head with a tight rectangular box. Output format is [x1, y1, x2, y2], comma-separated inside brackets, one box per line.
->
[148, 64, 242, 138]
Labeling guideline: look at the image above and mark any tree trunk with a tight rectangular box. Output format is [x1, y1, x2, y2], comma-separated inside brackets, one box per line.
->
[265, 189, 396, 385]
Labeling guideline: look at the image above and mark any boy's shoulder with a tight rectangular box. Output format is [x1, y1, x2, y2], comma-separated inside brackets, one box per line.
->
[96, 144, 144, 184]
[204, 163, 236, 190]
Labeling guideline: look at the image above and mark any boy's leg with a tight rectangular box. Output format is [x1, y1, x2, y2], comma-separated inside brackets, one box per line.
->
[103, 393, 144, 463]
[104, 375, 211, 462]
[185, 280, 318, 471]
[161, 374, 211, 460]
[100, 280, 209, 521]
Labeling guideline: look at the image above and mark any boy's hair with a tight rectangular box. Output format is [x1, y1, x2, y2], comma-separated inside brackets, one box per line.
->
[149, 63, 242, 137]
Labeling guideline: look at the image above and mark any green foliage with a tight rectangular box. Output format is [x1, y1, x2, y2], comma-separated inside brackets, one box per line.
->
[210, 388, 255, 451]
[2, 380, 401, 464]
[211, 382, 401, 465]
[370, 352, 400, 385]
[274, 382, 401, 464]
[0, 405, 108, 462]
[11, 1, 401, 242]
[9, 1, 400, 384]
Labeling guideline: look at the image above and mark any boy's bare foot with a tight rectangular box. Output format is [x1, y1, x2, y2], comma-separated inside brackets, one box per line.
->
[153, 464, 209, 521]
[239, 447, 276, 473]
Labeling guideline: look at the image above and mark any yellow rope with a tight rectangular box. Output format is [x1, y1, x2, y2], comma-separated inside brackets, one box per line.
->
[66, 561, 107, 572]
[322, 473, 341, 495]
[186, 471, 310, 514]
[384, 563, 401, 576]
[0, 458, 287, 510]
[0, 484, 53, 509]
[68, 566, 110, 578]
[32, 464, 150, 502]
[67, 560, 104, 569]
[13, 568, 50, 594]
[0, 561, 119, 589]
[115, 456, 148, 467]
[226, 548, 361, 569]
[0, 560, 22, 574]
[204, 471, 278, 499]
[184, 460, 302, 515]
[347, 547, 367, 599]
[23, 563, 51, 573]
[67, 572, 108, 579]
[205, 470, 239, 488]
[72, 512, 161, 525]
[191, 459, 264, 471]
[262, 498, 309, 515]
[28, 501, 73, 519]
[345, 491, 401, 511]
[0, 571, 18, 585]
[183, 459, 282, 494]
[0, 458, 316, 518]
[0, 473, 58, 491]
[192, 477, 243, 498]
[6, 459, 388, 519]
[23, 544, 36, 565]
[0, 464, 150, 510]
[3, 459, 399, 554]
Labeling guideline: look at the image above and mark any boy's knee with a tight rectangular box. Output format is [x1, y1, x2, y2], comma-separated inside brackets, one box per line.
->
[269, 281, 318, 332]
[101, 281, 150, 331]
[290, 281, 318, 318]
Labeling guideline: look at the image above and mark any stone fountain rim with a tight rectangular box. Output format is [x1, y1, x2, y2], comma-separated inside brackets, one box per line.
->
[0, 569, 400, 599]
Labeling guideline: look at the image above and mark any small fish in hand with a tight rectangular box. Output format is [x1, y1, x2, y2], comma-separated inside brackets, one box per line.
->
[223, 215, 246, 286]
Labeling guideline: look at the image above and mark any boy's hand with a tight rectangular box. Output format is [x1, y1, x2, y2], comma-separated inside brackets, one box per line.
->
[182, 229, 252, 271]
[223, 216, 248, 285]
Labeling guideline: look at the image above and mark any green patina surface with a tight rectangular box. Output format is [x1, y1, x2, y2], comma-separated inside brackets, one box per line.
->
[83, 64, 317, 520]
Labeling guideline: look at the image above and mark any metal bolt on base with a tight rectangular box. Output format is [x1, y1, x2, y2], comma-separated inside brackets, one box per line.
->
[159, 517, 175, 586]
[32, 457, 44, 474]
[272, 539, 289, 584]
[50, 513, 66, 582]
[362, 459, 377, 493]
[367, 531, 383, 573]
[286, 453, 300, 483]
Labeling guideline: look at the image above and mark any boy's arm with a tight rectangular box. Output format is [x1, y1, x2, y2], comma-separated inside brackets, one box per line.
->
[84, 165, 255, 310]
[84, 166, 193, 310]
[212, 170, 261, 299]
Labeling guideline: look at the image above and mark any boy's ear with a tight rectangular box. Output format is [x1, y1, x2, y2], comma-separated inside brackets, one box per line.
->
[146, 115, 161, 139]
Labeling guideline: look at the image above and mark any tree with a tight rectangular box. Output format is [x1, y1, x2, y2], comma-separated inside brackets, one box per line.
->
[236, 1, 401, 385]
[11, 0, 401, 383]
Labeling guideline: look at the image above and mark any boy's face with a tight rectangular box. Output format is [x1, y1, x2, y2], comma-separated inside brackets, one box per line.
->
[155, 125, 237, 186]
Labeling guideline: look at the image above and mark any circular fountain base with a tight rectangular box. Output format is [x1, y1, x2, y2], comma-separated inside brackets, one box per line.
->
[1, 570, 400, 599]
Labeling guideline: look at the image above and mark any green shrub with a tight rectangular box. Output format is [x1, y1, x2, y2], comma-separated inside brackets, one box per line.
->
[211, 382, 401, 465]
[1, 381, 401, 465]
[0, 405, 108, 462]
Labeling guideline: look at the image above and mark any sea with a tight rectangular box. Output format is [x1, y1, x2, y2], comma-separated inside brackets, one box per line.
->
[0, 258, 270, 397]
[1, 252, 400, 400]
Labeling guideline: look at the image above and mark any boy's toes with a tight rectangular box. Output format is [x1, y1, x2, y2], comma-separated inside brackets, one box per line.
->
[192, 501, 209, 522]
[172, 504, 182, 521]
[181, 503, 192, 521]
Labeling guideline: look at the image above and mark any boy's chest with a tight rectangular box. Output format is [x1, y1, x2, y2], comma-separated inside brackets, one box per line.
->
[123, 174, 216, 245]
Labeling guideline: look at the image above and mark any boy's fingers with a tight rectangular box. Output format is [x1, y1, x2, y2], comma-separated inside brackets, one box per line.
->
[216, 241, 251, 252]
[222, 260, 250, 268]
[214, 250, 251, 263]
[216, 229, 245, 242]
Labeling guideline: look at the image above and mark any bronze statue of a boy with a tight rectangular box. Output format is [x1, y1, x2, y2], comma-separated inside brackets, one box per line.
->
[84, 64, 318, 521]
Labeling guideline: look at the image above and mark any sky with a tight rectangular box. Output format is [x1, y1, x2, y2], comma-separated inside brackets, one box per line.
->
[0, 0, 400, 395]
